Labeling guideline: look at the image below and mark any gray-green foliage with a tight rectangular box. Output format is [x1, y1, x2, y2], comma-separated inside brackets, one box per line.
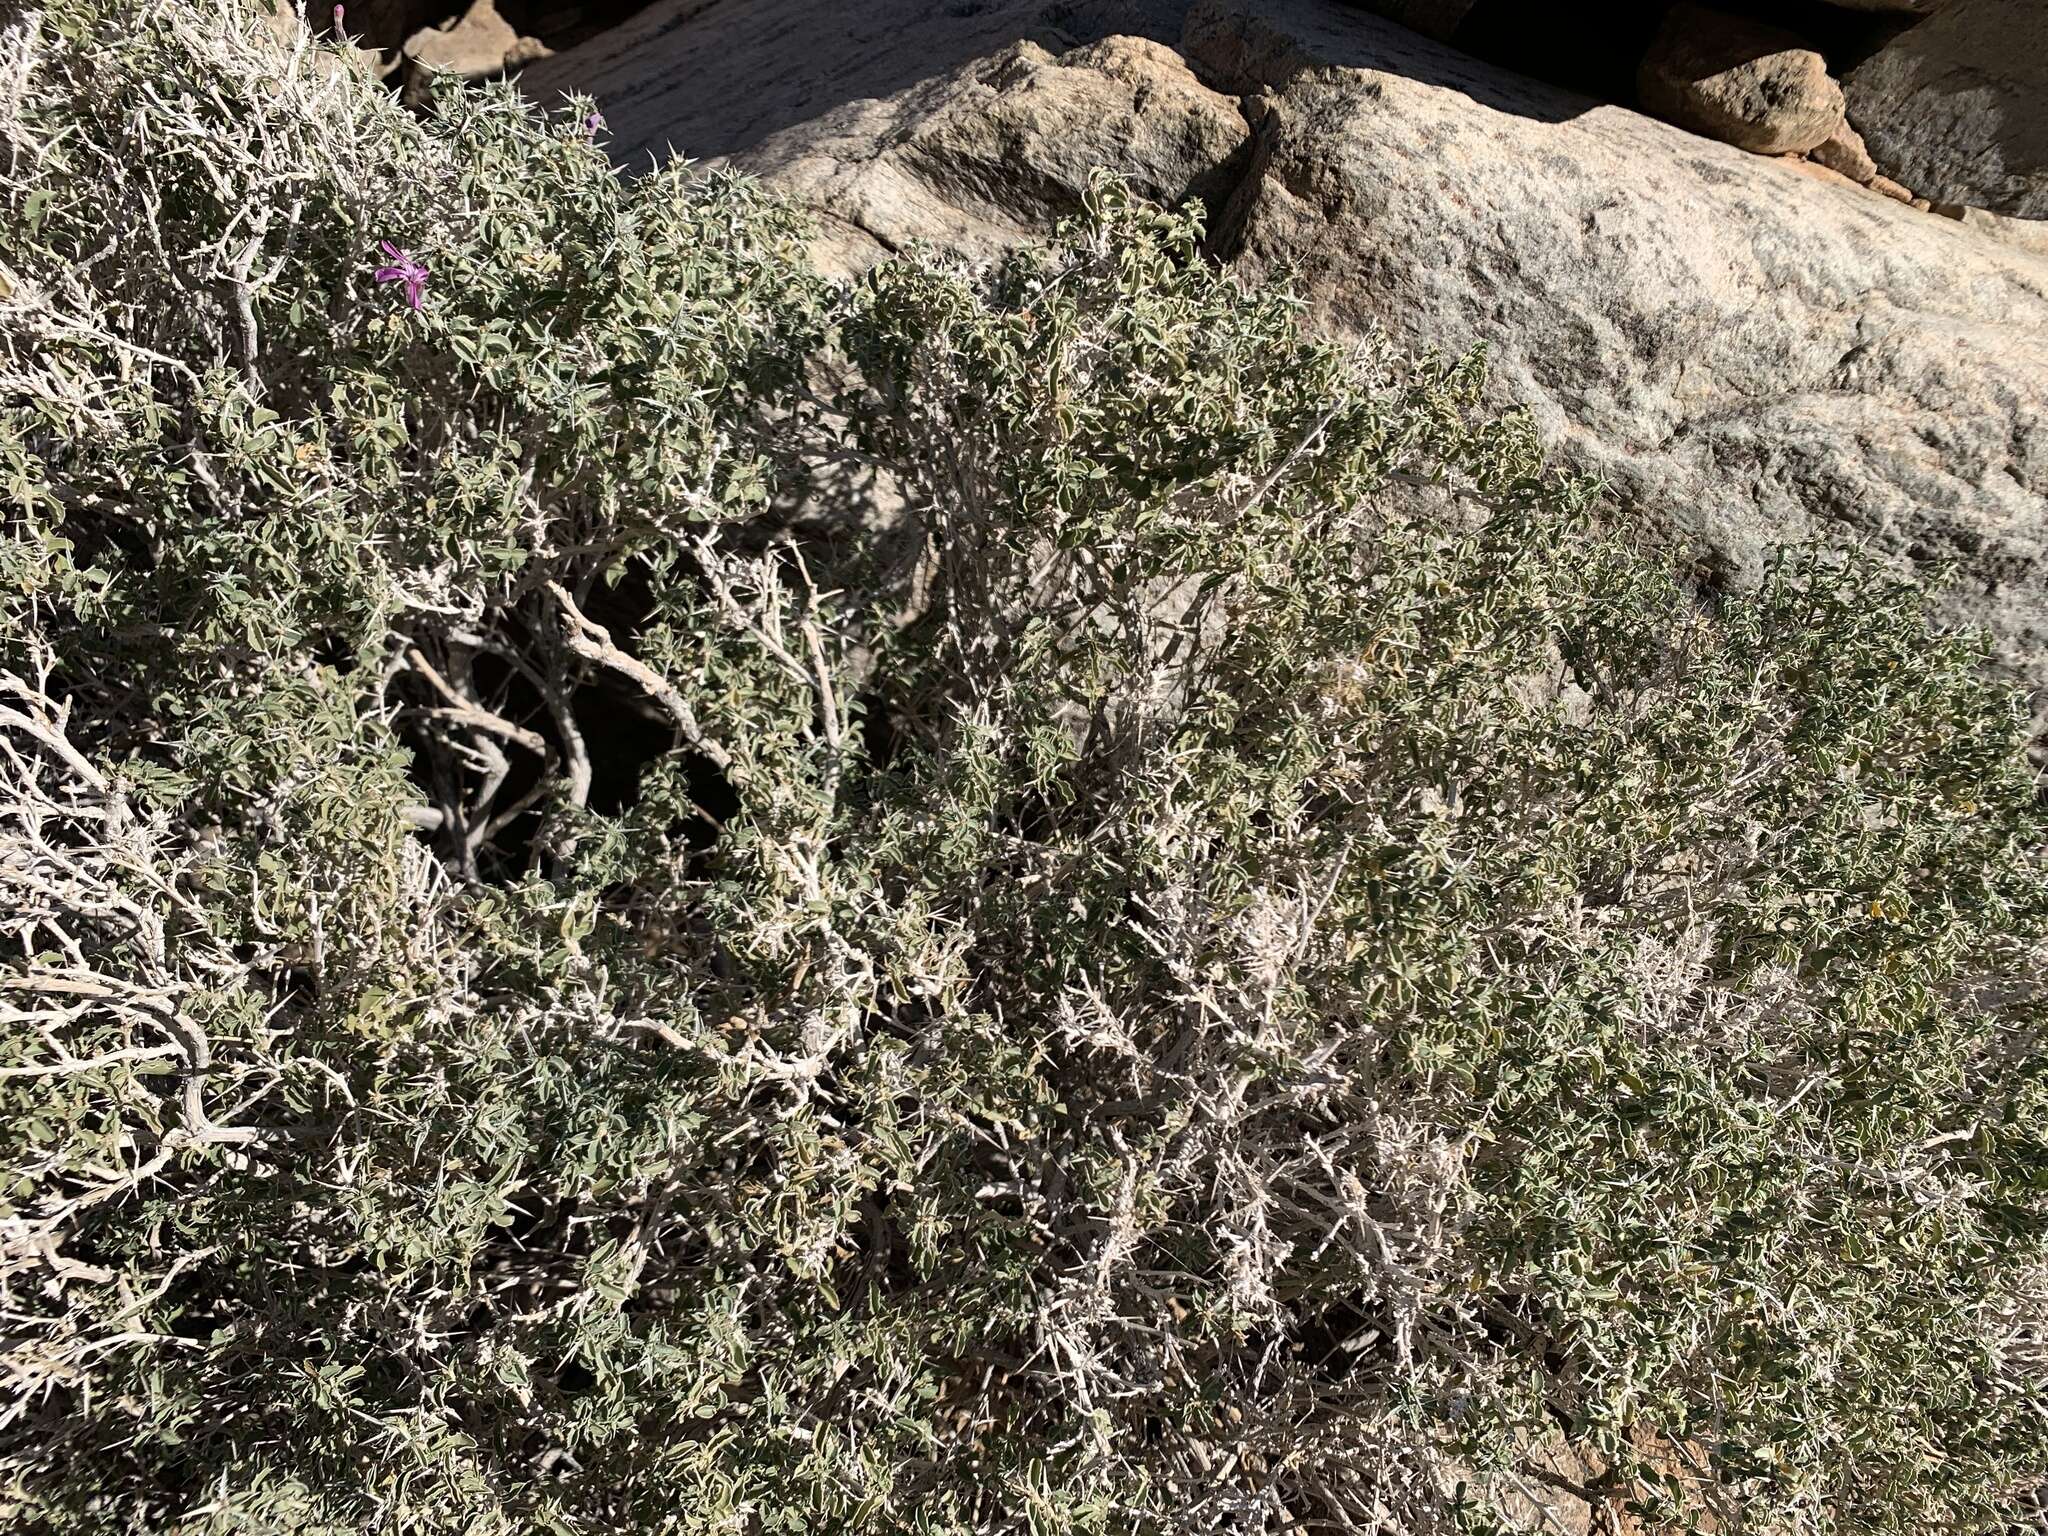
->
[3, 1, 2045, 1532]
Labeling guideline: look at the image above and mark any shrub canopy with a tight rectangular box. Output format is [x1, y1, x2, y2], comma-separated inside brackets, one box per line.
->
[3, 2, 2046, 1532]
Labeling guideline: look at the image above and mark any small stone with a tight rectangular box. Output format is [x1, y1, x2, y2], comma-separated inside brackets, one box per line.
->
[1638, 3, 1845, 155]
[1783, 157, 1863, 191]
[1809, 119, 1876, 183]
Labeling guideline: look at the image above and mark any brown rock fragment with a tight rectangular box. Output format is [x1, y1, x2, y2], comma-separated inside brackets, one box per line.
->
[1637, 4, 1844, 155]
[1809, 119, 1877, 183]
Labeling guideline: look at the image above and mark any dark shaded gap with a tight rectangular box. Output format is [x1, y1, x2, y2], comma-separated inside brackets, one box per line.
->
[1452, 0, 1913, 111]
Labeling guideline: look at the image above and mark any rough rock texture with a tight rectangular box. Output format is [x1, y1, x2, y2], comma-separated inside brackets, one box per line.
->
[1844, 0, 2047, 219]
[1946, 202, 2048, 256]
[1187, 0, 2048, 713]
[1637, 4, 1844, 155]
[1809, 118, 1877, 182]
[404, 0, 545, 79]
[717, 35, 1248, 276]
[1822, 0, 1948, 10]
[515, 0, 1195, 167]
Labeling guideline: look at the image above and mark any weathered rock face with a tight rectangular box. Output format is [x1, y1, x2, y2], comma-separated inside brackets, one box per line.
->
[1946, 202, 2048, 256]
[1185, 0, 2048, 711]
[404, 0, 546, 82]
[1844, 0, 2047, 219]
[1809, 118, 1878, 182]
[716, 34, 1248, 276]
[1637, 4, 1844, 155]
[514, 0, 1196, 169]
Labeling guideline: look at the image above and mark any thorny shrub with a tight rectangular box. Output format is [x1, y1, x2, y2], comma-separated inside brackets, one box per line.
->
[2, 1, 2045, 1531]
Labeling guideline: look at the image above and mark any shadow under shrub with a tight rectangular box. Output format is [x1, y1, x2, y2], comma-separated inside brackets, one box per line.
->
[2, 2, 2045, 1532]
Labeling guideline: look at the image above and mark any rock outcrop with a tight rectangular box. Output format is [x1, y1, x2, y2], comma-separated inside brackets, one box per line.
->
[715, 34, 1248, 276]
[1843, 0, 2047, 219]
[1187, 0, 2047, 710]
[1637, 5, 1844, 156]
[514, 0, 1196, 170]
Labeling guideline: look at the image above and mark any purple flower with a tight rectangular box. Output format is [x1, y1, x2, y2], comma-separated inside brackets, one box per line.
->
[332, 2, 344, 32]
[584, 110, 606, 139]
[372, 240, 429, 311]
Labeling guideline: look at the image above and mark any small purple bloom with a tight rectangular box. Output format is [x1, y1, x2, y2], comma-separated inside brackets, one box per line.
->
[332, 2, 344, 32]
[372, 240, 429, 311]
[584, 110, 606, 139]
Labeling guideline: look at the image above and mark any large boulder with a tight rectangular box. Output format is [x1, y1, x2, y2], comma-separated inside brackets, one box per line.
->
[1185, 0, 2048, 714]
[1843, 0, 2048, 219]
[514, 0, 1196, 168]
[1637, 4, 1844, 155]
[714, 34, 1249, 275]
